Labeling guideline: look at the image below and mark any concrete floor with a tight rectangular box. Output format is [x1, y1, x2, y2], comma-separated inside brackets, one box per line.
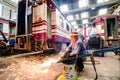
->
[0, 52, 119, 80]
[78, 52, 120, 80]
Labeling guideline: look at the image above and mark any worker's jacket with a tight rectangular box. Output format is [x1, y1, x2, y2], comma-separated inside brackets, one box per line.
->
[66, 38, 87, 55]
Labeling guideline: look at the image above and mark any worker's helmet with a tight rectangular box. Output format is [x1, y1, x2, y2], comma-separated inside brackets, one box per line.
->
[70, 31, 78, 37]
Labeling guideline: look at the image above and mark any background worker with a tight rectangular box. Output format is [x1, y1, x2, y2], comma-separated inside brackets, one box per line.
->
[64, 31, 87, 72]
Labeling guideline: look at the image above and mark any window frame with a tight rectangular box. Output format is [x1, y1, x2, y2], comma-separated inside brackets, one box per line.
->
[0, 23, 3, 31]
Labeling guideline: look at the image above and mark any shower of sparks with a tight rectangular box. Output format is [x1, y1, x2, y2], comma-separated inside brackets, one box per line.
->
[0, 54, 63, 80]
[40, 58, 58, 68]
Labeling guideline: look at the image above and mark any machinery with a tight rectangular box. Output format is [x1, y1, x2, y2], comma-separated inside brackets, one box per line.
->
[0, 30, 13, 55]
[92, 15, 120, 47]
[87, 15, 120, 56]
[15, 0, 72, 52]
[87, 34, 104, 56]
[0, 30, 8, 45]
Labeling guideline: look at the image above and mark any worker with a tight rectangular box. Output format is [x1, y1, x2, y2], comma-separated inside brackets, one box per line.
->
[9, 38, 15, 47]
[63, 31, 87, 72]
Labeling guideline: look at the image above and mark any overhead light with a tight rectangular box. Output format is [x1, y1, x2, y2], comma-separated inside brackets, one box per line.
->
[81, 12, 88, 18]
[74, 25, 78, 28]
[104, 0, 109, 1]
[75, 14, 79, 19]
[82, 19, 88, 24]
[79, 0, 88, 8]
[97, 0, 103, 3]
[71, 21, 77, 25]
[60, 5, 68, 12]
[67, 15, 73, 21]
[91, 7, 95, 10]
[99, 8, 107, 15]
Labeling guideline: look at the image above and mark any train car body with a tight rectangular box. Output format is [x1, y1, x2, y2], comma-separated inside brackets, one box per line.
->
[0, 19, 9, 40]
[15, 0, 72, 52]
[92, 14, 120, 47]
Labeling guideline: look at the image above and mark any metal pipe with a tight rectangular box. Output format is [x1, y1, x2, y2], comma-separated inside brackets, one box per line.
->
[57, 46, 120, 63]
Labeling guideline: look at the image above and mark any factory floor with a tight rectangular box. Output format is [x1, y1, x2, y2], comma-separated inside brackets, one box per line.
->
[0, 52, 119, 80]
[78, 52, 120, 80]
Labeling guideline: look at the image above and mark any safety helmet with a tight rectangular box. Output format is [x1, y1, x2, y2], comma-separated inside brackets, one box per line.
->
[70, 31, 78, 36]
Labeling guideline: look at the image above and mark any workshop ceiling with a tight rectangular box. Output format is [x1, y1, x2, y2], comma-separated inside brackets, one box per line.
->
[53, 0, 120, 28]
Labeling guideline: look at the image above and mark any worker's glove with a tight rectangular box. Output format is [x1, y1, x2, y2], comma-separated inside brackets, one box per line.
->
[63, 52, 70, 58]
[60, 50, 69, 58]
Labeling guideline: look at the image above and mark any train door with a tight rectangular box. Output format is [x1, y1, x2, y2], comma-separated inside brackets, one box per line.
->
[106, 17, 116, 39]
[47, 7, 51, 39]
[17, 0, 26, 35]
[15, 0, 33, 51]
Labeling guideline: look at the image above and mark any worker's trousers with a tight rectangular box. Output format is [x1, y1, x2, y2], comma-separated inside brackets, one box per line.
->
[62, 52, 84, 71]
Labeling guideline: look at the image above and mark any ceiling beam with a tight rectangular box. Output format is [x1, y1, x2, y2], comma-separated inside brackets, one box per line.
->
[68, 13, 108, 22]
[63, 0, 119, 15]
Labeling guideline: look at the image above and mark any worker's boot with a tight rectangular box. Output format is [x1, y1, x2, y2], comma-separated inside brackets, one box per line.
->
[77, 58, 84, 72]
[77, 66, 84, 72]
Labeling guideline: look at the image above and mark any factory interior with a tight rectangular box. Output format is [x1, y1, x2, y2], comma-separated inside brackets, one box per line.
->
[0, 0, 120, 80]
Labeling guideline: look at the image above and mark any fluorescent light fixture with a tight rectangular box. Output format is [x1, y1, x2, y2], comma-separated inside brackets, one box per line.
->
[82, 19, 88, 24]
[71, 21, 77, 25]
[104, 0, 109, 1]
[60, 5, 68, 12]
[11, 0, 18, 3]
[91, 7, 95, 10]
[81, 12, 88, 18]
[97, 0, 109, 3]
[75, 14, 79, 19]
[99, 8, 107, 15]
[67, 15, 73, 21]
[79, 0, 88, 7]
[97, 0, 103, 3]
[74, 25, 78, 28]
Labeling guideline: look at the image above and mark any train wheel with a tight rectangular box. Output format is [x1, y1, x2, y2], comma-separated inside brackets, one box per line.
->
[35, 40, 43, 51]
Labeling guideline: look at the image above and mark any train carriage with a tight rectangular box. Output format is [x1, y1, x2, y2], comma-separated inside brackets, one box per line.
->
[15, 0, 72, 52]
[0, 19, 9, 40]
[91, 14, 120, 50]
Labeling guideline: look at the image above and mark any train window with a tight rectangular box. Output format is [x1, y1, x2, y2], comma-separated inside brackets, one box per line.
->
[10, 9, 12, 19]
[66, 24, 69, 31]
[10, 27, 15, 35]
[0, 23, 3, 31]
[59, 16, 63, 27]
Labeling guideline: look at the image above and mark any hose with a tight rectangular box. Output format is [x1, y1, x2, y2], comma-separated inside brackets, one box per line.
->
[84, 60, 100, 65]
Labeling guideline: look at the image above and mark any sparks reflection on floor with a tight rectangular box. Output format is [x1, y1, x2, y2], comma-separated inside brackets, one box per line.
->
[0, 54, 63, 80]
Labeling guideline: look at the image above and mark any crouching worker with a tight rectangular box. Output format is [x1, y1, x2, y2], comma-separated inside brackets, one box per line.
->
[63, 31, 87, 72]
